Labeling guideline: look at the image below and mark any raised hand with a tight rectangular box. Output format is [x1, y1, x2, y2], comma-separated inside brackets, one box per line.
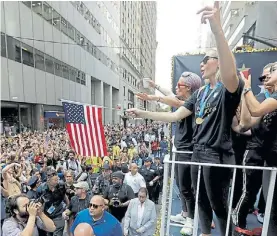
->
[136, 93, 154, 101]
[197, 1, 222, 34]
[126, 108, 143, 118]
[240, 71, 251, 89]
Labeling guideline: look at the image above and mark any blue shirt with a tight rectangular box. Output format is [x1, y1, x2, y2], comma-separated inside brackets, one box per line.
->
[70, 209, 122, 236]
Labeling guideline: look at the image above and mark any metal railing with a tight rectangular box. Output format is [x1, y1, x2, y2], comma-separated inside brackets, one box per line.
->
[160, 150, 277, 236]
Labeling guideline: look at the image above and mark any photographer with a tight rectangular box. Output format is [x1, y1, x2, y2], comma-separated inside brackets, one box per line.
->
[2, 194, 56, 236]
[103, 171, 135, 222]
[37, 169, 69, 236]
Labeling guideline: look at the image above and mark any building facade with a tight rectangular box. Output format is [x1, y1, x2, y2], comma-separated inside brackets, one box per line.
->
[1, 1, 157, 131]
[205, 1, 277, 50]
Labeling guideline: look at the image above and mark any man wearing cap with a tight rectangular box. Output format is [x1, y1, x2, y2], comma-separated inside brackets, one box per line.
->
[103, 171, 135, 222]
[26, 175, 41, 200]
[139, 157, 159, 202]
[63, 181, 92, 221]
[93, 164, 112, 195]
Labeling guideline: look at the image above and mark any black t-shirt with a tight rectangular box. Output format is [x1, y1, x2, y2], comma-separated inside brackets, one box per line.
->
[249, 92, 277, 154]
[246, 93, 267, 150]
[174, 115, 193, 150]
[183, 79, 244, 151]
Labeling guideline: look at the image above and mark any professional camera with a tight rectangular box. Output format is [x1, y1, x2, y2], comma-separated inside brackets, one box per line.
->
[30, 194, 48, 205]
[111, 197, 121, 207]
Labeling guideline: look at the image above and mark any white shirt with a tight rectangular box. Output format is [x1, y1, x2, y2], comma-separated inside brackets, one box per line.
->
[124, 172, 146, 194]
[137, 202, 145, 228]
[144, 134, 150, 142]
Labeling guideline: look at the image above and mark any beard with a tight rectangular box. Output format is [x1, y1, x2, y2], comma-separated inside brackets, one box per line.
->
[18, 211, 29, 219]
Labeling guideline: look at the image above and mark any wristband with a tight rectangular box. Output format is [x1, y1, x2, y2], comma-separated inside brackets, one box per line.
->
[243, 87, 252, 95]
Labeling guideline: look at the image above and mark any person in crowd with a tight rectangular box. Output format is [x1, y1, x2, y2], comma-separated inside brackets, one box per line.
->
[112, 157, 122, 172]
[124, 163, 146, 197]
[73, 223, 95, 236]
[2, 163, 22, 197]
[239, 62, 277, 236]
[26, 175, 41, 199]
[93, 163, 112, 195]
[139, 157, 160, 203]
[127, 2, 244, 235]
[124, 187, 157, 236]
[132, 153, 143, 168]
[37, 169, 69, 236]
[70, 195, 123, 236]
[103, 171, 135, 222]
[152, 156, 164, 204]
[63, 150, 82, 178]
[2, 194, 56, 236]
[64, 170, 76, 201]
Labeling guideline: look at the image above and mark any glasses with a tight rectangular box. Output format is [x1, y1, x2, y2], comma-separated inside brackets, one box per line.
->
[66, 176, 72, 178]
[89, 203, 103, 209]
[202, 56, 218, 64]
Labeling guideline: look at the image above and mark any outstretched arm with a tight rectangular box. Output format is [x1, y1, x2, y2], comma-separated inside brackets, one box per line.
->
[197, 2, 239, 93]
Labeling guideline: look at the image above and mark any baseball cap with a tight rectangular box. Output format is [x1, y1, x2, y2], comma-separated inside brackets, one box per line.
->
[102, 163, 110, 170]
[112, 171, 124, 180]
[144, 157, 152, 162]
[73, 181, 89, 191]
[28, 176, 39, 186]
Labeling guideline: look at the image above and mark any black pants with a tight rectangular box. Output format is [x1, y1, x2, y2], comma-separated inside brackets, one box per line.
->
[258, 188, 265, 213]
[152, 182, 161, 203]
[233, 149, 264, 228]
[191, 145, 232, 235]
[263, 160, 277, 236]
[174, 151, 195, 218]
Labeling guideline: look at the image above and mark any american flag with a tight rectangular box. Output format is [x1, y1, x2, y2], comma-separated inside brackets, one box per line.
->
[62, 102, 107, 157]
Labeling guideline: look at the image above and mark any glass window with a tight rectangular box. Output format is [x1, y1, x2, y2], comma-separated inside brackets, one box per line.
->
[52, 9, 61, 30]
[21, 42, 34, 67]
[34, 49, 45, 71]
[67, 22, 75, 41]
[81, 36, 87, 50]
[87, 41, 93, 54]
[54, 59, 62, 77]
[75, 30, 82, 44]
[22, 1, 32, 9]
[76, 70, 81, 83]
[60, 17, 68, 35]
[42, 2, 52, 23]
[77, 2, 86, 15]
[1, 33, 6, 58]
[69, 67, 76, 82]
[6, 36, 21, 62]
[44, 54, 54, 74]
[32, 1, 43, 16]
[62, 63, 69, 79]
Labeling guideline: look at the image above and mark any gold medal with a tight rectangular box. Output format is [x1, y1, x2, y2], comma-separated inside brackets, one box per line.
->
[196, 117, 204, 125]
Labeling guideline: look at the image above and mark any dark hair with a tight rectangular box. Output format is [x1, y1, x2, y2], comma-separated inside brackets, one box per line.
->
[138, 187, 148, 196]
[6, 194, 28, 217]
[67, 150, 75, 156]
[46, 169, 57, 179]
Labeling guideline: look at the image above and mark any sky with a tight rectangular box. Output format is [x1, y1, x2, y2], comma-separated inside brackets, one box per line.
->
[155, 0, 213, 93]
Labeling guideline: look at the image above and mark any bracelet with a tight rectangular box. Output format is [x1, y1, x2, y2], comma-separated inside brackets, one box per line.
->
[243, 87, 252, 95]
[157, 97, 161, 102]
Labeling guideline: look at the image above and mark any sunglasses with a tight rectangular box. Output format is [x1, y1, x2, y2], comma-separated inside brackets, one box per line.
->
[177, 82, 188, 88]
[89, 203, 103, 209]
[202, 56, 218, 64]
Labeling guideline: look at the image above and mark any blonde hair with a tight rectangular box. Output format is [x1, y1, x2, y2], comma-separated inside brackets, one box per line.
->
[263, 63, 275, 71]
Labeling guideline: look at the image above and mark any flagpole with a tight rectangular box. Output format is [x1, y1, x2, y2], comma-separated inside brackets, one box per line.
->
[59, 98, 118, 110]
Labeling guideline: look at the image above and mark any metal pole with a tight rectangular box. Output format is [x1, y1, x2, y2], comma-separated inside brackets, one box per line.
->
[18, 103, 21, 133]
[166, 152, 177, 236]
[192, 166, 201, 236]
[160, 154, 170, 236]
[261, 169, 277, 236]
[225, 168, 237, 236]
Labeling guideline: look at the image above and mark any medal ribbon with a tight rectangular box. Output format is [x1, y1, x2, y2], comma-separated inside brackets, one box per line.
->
[198, 82, 222, 118]
[265, 90, 270, 99]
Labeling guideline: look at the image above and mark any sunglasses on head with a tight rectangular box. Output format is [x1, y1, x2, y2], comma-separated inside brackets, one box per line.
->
[202, 56, 218, 64]
[89, 203, 103, 209]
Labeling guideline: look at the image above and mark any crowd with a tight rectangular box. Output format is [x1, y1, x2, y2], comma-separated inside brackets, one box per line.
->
[0, 122, 168, 236]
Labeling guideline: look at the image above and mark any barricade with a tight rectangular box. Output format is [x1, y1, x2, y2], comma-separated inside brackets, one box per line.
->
[160, 150, 277, 236]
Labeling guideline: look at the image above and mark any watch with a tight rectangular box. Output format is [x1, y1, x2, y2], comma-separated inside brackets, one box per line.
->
[243, 87, 252, 95]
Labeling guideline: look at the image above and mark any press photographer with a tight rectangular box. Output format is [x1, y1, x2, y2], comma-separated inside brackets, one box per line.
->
[37, 169, 69, 236]
[2, 194, 56, 236]
[103, 171, 135, 222]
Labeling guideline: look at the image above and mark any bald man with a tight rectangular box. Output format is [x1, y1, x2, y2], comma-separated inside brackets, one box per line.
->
[124, 163, 146, 196]
[74, 223, 95, 236]
[70, 195, 122, 236]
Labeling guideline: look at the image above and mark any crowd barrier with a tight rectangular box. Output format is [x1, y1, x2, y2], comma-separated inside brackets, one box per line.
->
[160, 151, 277, 236]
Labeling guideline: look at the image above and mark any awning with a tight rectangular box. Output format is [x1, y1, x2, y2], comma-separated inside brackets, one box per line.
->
[44, 111, 65, 118]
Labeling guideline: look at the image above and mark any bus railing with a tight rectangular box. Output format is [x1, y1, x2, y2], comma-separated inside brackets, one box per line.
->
[160, 151, 277, 236]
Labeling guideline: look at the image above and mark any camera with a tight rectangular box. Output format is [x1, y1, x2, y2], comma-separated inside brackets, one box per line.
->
[30, 194, 48, 205]
[111, 197, 121, 207]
